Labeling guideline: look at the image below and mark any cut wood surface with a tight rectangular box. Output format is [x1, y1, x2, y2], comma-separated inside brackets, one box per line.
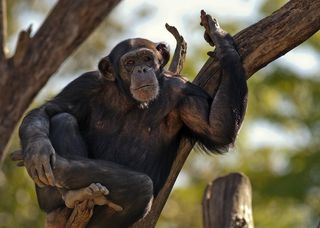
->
[202, 173, 253, 228]
[133, 0, 320, 227]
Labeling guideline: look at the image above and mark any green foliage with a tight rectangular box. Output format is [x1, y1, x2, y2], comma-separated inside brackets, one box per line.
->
[0, 156, 45, 228]
[1, 1, 319, 228]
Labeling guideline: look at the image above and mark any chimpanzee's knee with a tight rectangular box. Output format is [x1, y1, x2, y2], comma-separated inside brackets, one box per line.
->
[90, 174, 154, 227]
[50, 113, 78, 132]
[133, 174, 154, 218]
[36, 186, 65, 213]
[120, 174, 154, 224]
[49, 113, 87, 158]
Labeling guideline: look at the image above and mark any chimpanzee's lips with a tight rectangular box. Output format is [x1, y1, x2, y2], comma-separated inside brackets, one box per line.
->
[132, 84, 155, 90]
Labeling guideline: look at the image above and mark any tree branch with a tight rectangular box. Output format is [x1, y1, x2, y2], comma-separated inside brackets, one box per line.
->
[133, 0, 320, 227]
[0, 0, 7, 61]
[165, 23, 187, 74]
[0, 0, 122, 158]
[12, 25, 32, 66]
[195, 0, 320, 90]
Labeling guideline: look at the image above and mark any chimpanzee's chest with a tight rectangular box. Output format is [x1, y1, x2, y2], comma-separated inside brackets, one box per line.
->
[84, 101, 183, 170]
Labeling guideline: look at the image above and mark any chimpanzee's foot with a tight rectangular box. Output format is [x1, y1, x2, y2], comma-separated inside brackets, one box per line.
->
[62, 183, 123, 212]
[63, 183, 109, 208]
[200, 10, 239, 59]
[65, 200, 94, 228]
[93, 195, 124, 212]
[200, 10, 228, 46]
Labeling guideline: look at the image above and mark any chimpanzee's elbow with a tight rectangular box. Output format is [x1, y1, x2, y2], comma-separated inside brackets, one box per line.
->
[200, 128, 237, 153]
[213, 133, 235, 149]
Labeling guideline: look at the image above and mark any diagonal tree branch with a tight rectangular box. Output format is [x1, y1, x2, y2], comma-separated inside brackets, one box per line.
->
[0, 0, 122, 158]
[133, 0, 320, 227]
[0, 0, 7, 61]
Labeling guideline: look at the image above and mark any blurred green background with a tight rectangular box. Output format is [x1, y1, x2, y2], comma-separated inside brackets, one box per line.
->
[0, 0, 319, 227]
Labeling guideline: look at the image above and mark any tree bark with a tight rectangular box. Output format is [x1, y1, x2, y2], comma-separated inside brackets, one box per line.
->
[133, 0, 320, 227]
[202, 173, 253, 228]
[2, 0, 320, 226]
[0, 0, 6, 59]
[0, 0, 122, 159]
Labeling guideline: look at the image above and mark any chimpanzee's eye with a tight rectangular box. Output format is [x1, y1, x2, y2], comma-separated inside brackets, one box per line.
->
[126, 60, 135, 65]
[144, 56, 153, 62]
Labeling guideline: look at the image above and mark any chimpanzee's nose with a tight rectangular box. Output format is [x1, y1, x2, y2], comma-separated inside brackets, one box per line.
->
[136, 66, 148, 73]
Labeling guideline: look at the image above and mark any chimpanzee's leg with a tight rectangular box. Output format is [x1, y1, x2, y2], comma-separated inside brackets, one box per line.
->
[201, 13, 248, 136]
[35, 112, 89, 212]
[37, 113, 154, 227]
[49, 112, 88, 159]
[203, 14, 247, 92]
[52, 154, 154, 228]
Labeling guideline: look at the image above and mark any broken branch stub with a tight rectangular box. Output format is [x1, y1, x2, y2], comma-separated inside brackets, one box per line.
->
[202, 173, 254, 228]
[165, 23, 187, 75]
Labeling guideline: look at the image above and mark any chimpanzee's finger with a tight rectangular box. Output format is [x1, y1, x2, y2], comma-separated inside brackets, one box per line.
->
[17, 161, 25, 167]
[30, 168, 46, 187]
[37, 163, 49, 186]
[96, 183, 109, 195]
[207, 51, 215, 57]
[87, 199, 95, 209]
[89, 183, 100, 193]
[200, 10, 209, 29]
[82, 200, 94, 218]
[43, 164, 55, 186]
[106, 200, 123, 212]
[50, 153, 56, 169]
[10, 150, 23, 161]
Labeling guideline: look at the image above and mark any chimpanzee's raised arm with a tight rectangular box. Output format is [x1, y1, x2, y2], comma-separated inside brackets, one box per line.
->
[19, 72, 100, 187]
[179, 12, 247, 153]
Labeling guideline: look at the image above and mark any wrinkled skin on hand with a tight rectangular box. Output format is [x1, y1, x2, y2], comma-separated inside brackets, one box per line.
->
[24, 138, 56, 187]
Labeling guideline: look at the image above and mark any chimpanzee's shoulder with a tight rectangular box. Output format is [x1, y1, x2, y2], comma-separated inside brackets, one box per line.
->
[74, 71, 103, 85]
[163, 73, 211, 100]
[63, 71, 101, 89]
[162, 73, 187, 90]
[54, 71, 118, 102]
[64, 71, 118, 92]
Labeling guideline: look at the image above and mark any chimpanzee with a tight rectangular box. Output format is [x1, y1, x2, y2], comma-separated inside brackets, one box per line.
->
[14, 12, 247, 227]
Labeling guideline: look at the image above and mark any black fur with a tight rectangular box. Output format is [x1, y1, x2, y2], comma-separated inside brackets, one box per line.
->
[19, 36, 247, 227]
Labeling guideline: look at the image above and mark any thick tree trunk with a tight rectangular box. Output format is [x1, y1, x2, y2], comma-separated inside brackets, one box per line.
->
[202, 173, 253, 228]
[133, 0, 320, 227]
[0, 0, 122, 159]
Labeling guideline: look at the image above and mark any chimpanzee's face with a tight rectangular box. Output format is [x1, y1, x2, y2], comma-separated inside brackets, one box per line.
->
[119, 48, 161, 103]
[98, 38, 170, 105]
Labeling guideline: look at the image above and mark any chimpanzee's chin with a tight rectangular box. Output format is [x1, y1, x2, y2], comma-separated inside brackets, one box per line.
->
[131, 85, 159, 105]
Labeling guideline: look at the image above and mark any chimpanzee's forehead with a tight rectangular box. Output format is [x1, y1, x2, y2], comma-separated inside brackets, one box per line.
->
[128, 38, 156, 49]
[109, 38, 157, 61]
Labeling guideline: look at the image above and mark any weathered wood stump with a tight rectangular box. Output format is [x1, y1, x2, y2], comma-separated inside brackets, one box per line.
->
[202, 173, 254, 228]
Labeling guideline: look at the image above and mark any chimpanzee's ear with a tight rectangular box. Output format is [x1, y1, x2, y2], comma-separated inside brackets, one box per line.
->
[156, 42, 170, 67]
[98, 56, 115, 81]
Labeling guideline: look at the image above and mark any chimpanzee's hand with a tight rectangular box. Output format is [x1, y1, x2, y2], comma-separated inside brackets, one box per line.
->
[23, 138, 56, 187]
[200, 10, 216, 47]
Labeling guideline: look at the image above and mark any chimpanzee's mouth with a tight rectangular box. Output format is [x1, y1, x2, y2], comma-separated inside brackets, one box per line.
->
[133, 84, 155, 90]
